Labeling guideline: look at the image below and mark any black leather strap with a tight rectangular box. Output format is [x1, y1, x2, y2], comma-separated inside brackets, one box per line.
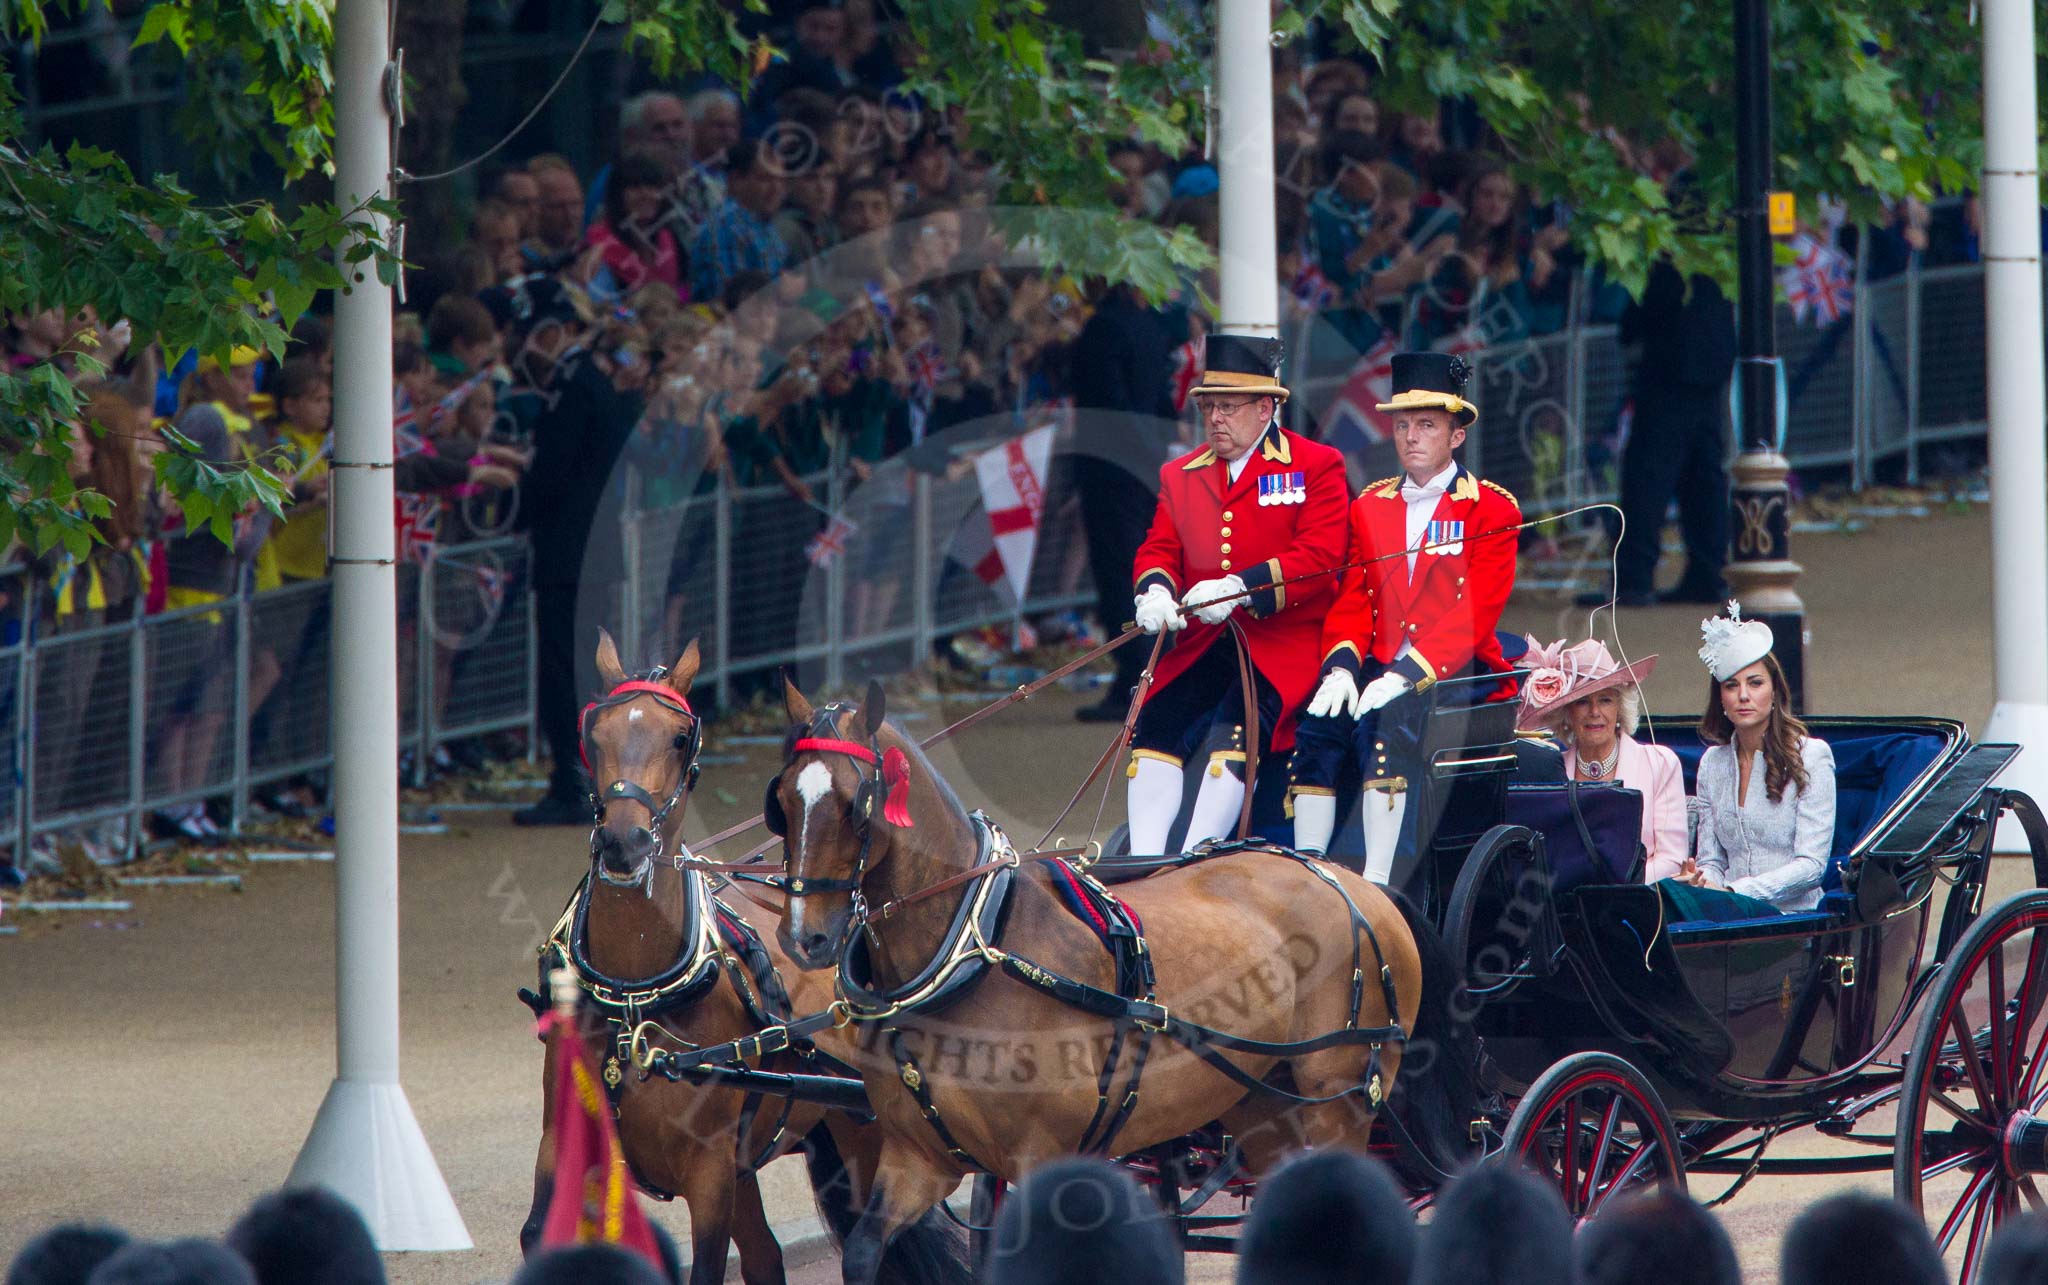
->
[889, 1027, 987, 1170]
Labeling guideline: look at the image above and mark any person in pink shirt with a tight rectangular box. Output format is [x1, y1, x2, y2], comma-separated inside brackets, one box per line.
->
[583, 153, 686, 303]
[1518, 637, 1689, 881]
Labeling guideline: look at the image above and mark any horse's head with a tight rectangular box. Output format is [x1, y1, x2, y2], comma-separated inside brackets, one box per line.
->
[582, 631, 703, 889]
[769, 676, 915, 969]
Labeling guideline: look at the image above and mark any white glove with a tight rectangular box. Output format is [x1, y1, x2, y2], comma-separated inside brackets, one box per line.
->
[1133, 585, 1186, 634]
[1183, 575, 1247, 626]
[1306, 669, 1360, 719]
[1357, 672, 1413, 713]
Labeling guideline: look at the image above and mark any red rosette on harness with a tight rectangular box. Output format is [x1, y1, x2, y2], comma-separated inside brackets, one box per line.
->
[881, 747, 915, 828]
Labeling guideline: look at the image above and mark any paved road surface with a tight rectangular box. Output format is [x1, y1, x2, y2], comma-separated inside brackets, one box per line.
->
[0, 508, 2016, 1281]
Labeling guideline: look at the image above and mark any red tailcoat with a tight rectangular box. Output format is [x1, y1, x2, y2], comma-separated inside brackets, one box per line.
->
[1319, 464, 1520, 693]
[1132, 425, 1349, 751]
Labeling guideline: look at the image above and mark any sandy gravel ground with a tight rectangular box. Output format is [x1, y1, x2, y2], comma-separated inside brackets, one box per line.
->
[0, 506, 2020, 1282]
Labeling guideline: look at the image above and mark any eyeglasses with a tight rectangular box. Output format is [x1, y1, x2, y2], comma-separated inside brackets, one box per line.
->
[1199, 395, 1260, 417]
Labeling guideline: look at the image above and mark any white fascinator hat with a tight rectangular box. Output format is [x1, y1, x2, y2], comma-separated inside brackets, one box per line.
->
[1698, 601, 1776, 682]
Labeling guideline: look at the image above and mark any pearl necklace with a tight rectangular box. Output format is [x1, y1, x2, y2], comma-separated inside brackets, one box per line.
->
[1580, 742, 1621, 780]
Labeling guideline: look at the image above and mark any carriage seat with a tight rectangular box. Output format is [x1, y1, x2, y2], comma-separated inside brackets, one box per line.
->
[1656, 724, 1948, 933]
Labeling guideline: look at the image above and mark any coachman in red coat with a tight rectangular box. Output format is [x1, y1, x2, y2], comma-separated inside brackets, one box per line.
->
[1288, 351, 1520, 883]
[1124, 334, 1350, 856]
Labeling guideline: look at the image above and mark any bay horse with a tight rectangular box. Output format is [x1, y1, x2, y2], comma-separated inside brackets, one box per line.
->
[765, 678, 1437, 1284]
[519, 635, 967, 1285]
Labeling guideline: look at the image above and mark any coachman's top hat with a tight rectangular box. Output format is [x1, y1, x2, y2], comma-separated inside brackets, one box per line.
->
[1187, 333, 1290, 403]
[1376, 351, 1476, 426]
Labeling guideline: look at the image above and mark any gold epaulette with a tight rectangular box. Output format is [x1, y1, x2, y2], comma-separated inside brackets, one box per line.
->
[1482, 479, 1518, 506]
[1361, 476, 1400, 499]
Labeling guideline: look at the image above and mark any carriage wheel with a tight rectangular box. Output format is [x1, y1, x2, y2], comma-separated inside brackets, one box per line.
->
[1894, 889, 2048, 1283]
[1445, 824, 1548, 998]
[1499, 1052, 1687, 1222]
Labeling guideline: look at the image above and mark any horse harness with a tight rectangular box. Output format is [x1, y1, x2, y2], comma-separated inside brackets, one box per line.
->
[579, 675, 702, 876]
[829, 816, 1409, 1170]
[754, 701, 917, 918]
[521, 671, 848, 1189]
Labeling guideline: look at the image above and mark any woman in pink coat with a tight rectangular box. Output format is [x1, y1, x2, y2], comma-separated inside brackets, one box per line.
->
[1518, 637, 1689, 881]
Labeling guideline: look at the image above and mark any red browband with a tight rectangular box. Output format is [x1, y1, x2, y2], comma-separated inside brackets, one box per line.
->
[578, 681, 695, 773]
[792, 737, 916, 828]
[603, 680, 693, 714]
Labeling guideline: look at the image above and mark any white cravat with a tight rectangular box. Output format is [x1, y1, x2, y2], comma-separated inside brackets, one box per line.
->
[1401, 461, 1457, 577]
[1226, 451, 1251, 484]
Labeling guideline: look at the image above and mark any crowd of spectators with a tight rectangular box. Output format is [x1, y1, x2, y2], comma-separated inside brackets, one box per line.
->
[982, 1152, 2036, 1285]
[0, 12, 2009, 857]
[11, 1159, 2045, 1284]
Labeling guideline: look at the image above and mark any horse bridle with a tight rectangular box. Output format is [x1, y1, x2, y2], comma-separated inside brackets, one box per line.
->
[760, 701, 918, 920]
[735, 704, 1090, 925]
[582, 670, 704, 880]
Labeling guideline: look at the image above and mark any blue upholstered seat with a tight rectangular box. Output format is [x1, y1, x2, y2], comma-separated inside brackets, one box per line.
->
[1647, 726, 1946, 934]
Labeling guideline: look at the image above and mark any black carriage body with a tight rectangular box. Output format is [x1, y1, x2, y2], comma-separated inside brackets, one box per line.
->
[1447, 715, 2030, 1124]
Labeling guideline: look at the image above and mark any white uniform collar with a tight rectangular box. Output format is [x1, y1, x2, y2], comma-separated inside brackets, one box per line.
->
[1401, 461, 1458, 500]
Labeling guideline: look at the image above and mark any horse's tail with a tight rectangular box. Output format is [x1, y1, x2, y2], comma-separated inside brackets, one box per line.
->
[801, 1123, 973, 1284]
[1382, 888, 1496, 1186]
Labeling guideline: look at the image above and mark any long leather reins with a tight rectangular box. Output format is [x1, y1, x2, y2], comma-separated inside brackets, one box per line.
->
[687, 500, 1617, 868]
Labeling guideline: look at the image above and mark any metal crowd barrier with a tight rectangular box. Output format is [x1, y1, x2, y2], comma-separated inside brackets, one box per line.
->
[1296, 258, 2001, 522]
[616, 440, 1095, 709]
[4, 536, 535, 860]
[0, 257, 2012, 860]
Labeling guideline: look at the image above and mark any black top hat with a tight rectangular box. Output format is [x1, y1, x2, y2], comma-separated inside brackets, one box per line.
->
[1375, 351, 1476, 425]
[1187, 333, 1290, 402]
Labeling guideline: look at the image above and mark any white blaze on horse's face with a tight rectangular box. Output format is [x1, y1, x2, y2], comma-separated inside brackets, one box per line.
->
[788, 761, 837, 942]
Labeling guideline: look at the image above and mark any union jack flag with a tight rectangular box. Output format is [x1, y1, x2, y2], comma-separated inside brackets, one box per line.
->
[1782, 233, 1854, 326]
[905, 342, 949, 399]
[1320, 333, 1399, 453]
[474, 562, 506, 615]
[805, 513, 859, 567]
[1170, 339, 1201, 412]
[1290, 261, 1338, 312]
[862, 281, 895, 325]
[396, 494, 440, 565]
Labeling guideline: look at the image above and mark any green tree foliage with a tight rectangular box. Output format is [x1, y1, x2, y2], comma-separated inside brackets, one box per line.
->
[0, 0, 2017, 549]
[1, 0, 393, 558]
[1332, 0, 2023, 293]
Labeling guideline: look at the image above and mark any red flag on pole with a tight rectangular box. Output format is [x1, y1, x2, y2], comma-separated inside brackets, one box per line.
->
[537, 995, 664, 1268]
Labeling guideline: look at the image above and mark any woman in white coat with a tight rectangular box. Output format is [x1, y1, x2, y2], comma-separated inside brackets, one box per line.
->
[1667, 604, 1837, 921]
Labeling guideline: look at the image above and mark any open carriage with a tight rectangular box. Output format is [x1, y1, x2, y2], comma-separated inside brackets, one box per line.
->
[1077, 670, 2048, 1277]
[553, 642, 2048, 1284]
[1441, 708, 2047, 1279]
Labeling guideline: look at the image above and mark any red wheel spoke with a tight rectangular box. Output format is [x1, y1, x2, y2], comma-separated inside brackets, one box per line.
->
[1962, 1183, 1996, 1283]
[1597, 1139, 1662, 1213]
[1932, 1090, 1996, 1129]
[1990, 945, 2013, 1112]
[1951, 1006, 1999, 1113]
[2012, 936, 2048, 1077]
[1923, 1144, 1993, 1183]
[1583, 1097, 1623, 1208]
[1560, 1096, 1583, 1216]
[2022, 1001, 2048, 1101]
[1937, 1168, 1995, 1251]
[2021, 1177, 2045, 1213]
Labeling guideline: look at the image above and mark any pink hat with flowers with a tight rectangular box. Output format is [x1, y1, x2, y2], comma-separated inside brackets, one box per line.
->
[1516, 636, 1659, 733]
